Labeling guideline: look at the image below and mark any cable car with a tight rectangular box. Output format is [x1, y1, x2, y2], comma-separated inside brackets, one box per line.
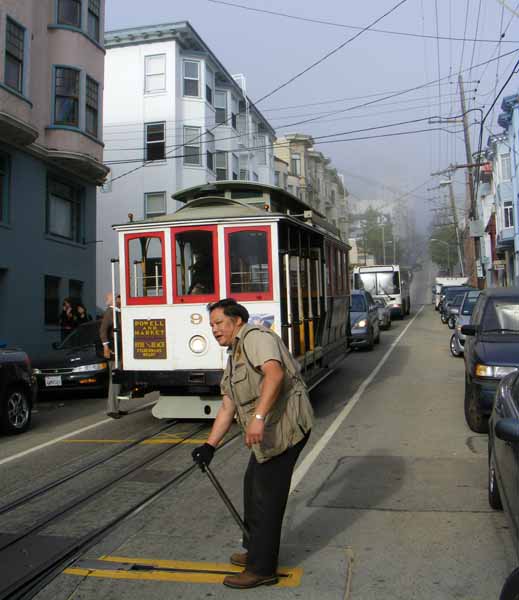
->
[110, 181, 351, 419]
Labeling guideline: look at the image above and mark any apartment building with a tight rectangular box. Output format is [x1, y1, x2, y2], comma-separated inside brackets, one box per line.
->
[0, 0, 107, 353]
[273, 133, 349, 240]
[97, 22, 276, 305]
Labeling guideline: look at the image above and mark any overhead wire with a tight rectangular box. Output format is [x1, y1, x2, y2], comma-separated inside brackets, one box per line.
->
[206, 0, 519, 44]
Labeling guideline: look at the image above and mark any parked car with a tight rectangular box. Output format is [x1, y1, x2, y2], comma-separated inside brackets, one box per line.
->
[488, 370, 519, 599]
[462, 288, 519, 433]
[349, 290, 380, 351]
[0, 346, 35, 434]
[450, 290, 480, 357]
[440, 285, 475, 323]
[374, 297, 391, 330]
[446, 293, 465, 329]
[32, 320, 109, 395]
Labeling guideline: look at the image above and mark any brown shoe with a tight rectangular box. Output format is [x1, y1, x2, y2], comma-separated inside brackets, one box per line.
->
[230, 552, 248, 567]
[223, 570, 278, 589]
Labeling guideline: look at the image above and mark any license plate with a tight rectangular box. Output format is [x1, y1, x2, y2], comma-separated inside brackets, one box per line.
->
[45, 375, 62, 387]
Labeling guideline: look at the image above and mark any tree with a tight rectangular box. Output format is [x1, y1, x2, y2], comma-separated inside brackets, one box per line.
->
[429, 225, 457, 274]
[359, 207, 394, 264]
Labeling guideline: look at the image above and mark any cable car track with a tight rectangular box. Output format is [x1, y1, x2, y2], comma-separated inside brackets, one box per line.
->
[1, 430, 242, 600]
[0, 418, 182, 517]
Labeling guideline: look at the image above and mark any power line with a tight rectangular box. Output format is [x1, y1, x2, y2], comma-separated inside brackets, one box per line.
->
[253, 0, 410, 105]
[207, 0, 519, 44]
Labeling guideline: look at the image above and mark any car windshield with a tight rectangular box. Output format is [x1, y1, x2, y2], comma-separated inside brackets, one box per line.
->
[482, 299, 519, 334]
[452, 294, 464, 307]
[351, 295, 367, 312]
[444, 288, 465, 301]
[59, 322, 100, 349]
[461, 293, 480, 315]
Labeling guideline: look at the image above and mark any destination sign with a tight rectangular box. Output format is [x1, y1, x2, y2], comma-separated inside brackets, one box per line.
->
[133, 319, 167, 359]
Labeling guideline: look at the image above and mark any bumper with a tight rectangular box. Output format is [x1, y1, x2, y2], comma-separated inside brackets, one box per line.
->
[473, 378, 499, 414]
[113, 369, 224, 394]
[350, 329, 370, 347]
[35, 370, 108, 393]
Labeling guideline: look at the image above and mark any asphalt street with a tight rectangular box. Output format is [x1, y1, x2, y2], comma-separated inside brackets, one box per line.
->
[1, 264, 516, 599]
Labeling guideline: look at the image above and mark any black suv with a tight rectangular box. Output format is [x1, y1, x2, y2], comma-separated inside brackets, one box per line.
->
[462, 288, 519, 433]
[0, 347, 35, 434]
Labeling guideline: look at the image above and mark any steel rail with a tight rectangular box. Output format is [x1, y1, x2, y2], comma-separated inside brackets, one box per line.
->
[0, 419, 181, 517]
[0, 423, 208, 554]
[0, 430, 242, 600]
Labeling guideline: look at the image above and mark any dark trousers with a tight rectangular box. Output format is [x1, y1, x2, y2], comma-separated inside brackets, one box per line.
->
[243, 432, 310, 576]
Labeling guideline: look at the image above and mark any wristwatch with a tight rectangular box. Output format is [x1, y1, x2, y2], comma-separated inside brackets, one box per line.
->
[254, 414, 265, 421]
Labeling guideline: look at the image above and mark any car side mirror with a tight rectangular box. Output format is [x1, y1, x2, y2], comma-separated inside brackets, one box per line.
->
[461, 324, 477, 336]
[52, 341, 60, 349]
[495, 418, 519, 443]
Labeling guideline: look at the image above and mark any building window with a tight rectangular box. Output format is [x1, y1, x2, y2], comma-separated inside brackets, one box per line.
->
[0, 155, 9, 224]
[254, 134, 266, 165]
[69, 279, 83, 303]
[287, 184, 294, 194]
[205, 65, 214, 105]
[85, 76, 99, 137]
[274, 171, 280, 186]
[504, 200, 514, 228]
[54, 67, 80, 127]
[44, 276, 61, 325]
[183, 60, 200, 97]
[184, 126, 201, 165]
[291, 153, 301, 176]
[215, 90, 227, 124]
[145, 123, 165, 161]
[57, 0, 82, 28]
[145, 192, 166, 218]
[206, 131, 215, 171]
[253, 172, 259, 182]
[501, 153, 511, 181]
[87, 0, 100, 41]
[144, 54, 166, 93]
[232, 154, 239, 180]
[231, 95, 238, 129]
[47, 178, 83, 242]
[215, 151, 227, 180]
[5, 18, 24, 93]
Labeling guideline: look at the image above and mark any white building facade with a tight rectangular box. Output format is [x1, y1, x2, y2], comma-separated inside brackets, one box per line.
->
[97, 22, 275, 304]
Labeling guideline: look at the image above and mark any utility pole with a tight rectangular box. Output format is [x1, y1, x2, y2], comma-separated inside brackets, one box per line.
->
[445, 181, 465, 277]
[459, 74, 478, 285]
[381, 223, 386, 265]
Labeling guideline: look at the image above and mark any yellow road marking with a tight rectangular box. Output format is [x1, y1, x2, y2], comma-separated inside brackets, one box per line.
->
[62, 438, 209, 445]
[64, 555, 302, 587]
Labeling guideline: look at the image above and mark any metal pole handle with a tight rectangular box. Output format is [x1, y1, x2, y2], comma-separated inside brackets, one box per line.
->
[204, 464, 249, 541]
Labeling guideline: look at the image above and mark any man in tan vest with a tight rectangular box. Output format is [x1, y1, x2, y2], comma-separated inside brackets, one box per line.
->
[192, 298, 313, 589]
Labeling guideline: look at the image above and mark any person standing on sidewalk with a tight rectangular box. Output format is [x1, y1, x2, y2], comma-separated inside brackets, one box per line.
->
[192, 298, 313, 589]
[99, 293, 127, 419]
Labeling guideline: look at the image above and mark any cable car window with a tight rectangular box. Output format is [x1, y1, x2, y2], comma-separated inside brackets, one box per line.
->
[173, 227, 218, 302]
[125, 233, 166, 304]
[226, 227, 272, 300]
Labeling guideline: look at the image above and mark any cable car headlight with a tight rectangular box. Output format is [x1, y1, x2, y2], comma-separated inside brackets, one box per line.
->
[189, 335, 208, 354]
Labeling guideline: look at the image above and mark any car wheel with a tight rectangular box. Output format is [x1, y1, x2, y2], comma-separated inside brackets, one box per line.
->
[365, 330, 374, 351]
[1, 385, 32, 434]
[386, 318, 391, 330]
[464, 378, 489, 434]
[488, 446, 503, 510]
[450, 334, 462, 357]
[448, 316, 456, 329]
[441, 313, 448, 324]
[375, 327, 381, 344]
[500, 568, 519, 600]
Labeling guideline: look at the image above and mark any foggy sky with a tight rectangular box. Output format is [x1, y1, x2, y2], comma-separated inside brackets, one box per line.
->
[105, 0, 519, 234]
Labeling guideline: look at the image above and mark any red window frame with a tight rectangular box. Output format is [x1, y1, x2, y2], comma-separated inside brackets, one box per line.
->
[224, 226, 273, 301]
[171, 225, 220, 304]
[125, 231, 167, 305]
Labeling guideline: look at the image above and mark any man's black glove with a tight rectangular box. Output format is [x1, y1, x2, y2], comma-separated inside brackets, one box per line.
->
[192, 443, 215, 470]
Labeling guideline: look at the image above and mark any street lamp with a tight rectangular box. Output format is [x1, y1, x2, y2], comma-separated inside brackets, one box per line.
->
[430, 238, 451, 275]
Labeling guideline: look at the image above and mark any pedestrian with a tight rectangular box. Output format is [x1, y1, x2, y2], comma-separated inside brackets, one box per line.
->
[99, 292, 128, 419]
[192, 298, 313, 589]
[59, 297, 77, 341]
[76, 301, 92, 325]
